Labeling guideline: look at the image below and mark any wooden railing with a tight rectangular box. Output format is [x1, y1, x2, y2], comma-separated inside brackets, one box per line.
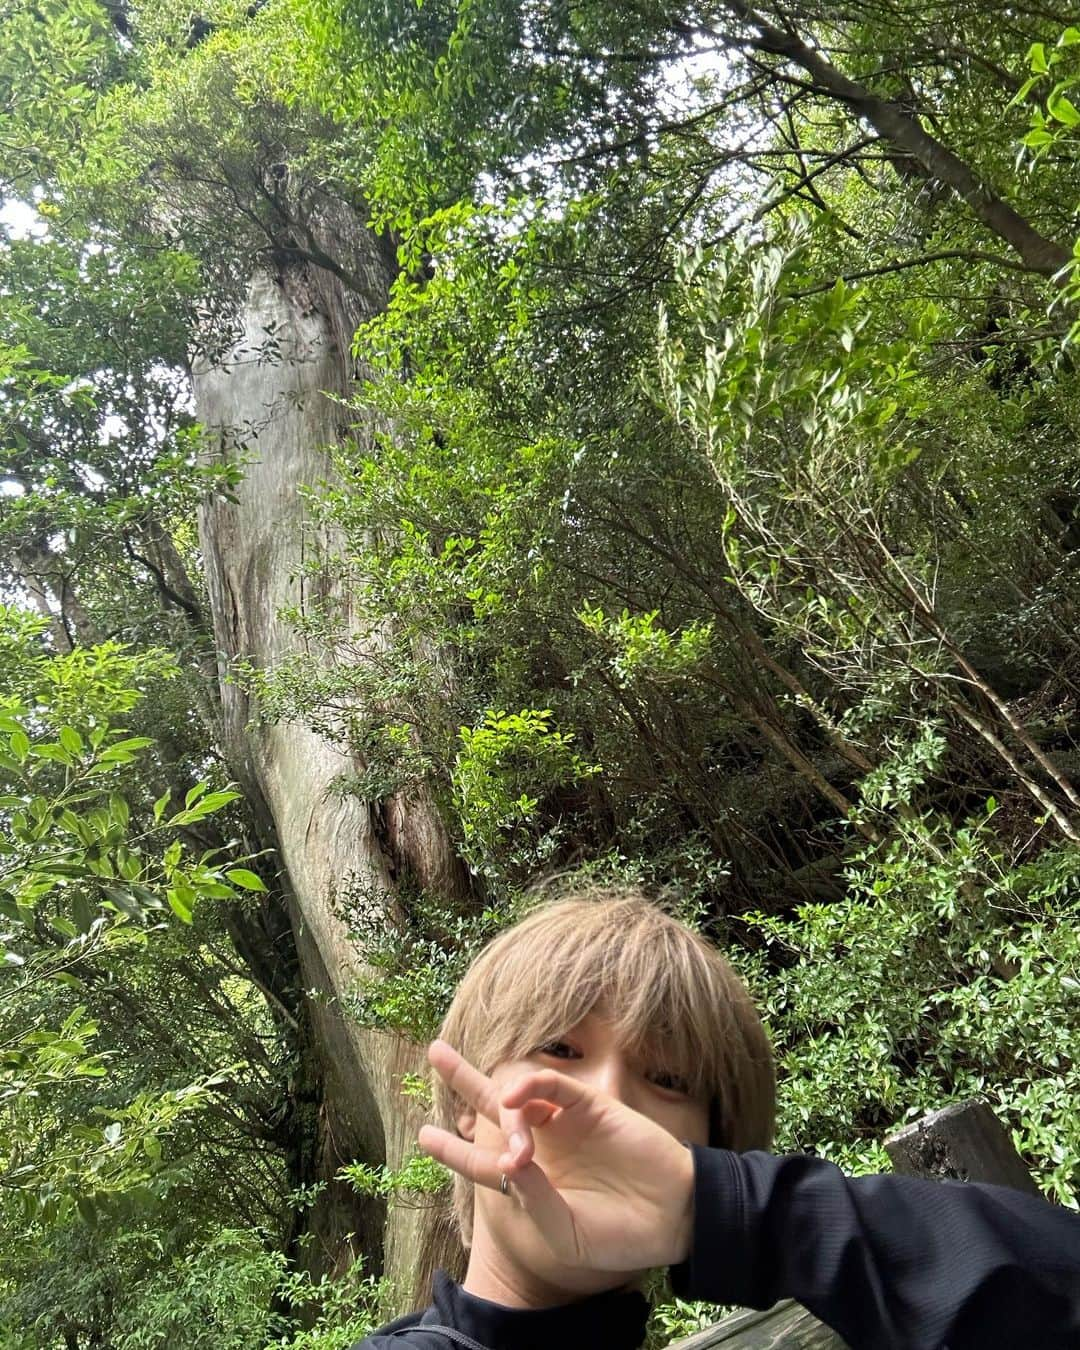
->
[669, 1100, 1044, 1349]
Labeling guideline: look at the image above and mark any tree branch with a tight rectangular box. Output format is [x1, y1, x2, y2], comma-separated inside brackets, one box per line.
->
[784, 248, 1034, 298]
[723, 1, 1072, 275]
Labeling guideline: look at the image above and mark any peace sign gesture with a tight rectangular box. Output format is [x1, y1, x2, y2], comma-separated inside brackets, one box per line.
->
[418, 1039, 697, 1274]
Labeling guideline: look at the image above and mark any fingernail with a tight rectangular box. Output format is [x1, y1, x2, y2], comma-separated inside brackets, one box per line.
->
[510, 1132, 525, 1154]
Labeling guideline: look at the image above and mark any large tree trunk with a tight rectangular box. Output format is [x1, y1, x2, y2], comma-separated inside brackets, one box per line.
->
[192, 202, 467, 1298]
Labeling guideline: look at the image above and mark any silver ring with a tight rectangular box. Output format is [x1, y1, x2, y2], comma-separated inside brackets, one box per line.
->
[499, 1173, 510, 1196]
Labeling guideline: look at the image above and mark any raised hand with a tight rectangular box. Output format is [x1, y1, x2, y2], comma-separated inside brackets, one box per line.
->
[417, 1039, 696, 1274]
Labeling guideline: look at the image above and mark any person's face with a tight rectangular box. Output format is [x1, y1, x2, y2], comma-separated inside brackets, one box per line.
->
[457, 1009, 710, 1302]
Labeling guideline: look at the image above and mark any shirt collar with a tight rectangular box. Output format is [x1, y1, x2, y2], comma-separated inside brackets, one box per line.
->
[428, 1269, 650, 1350]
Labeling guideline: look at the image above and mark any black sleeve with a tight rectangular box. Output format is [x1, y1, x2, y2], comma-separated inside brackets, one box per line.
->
[349, 1331, 450, 1348]
[348, 1314, 445, 1348]
[670, 1147, 1080, 1350]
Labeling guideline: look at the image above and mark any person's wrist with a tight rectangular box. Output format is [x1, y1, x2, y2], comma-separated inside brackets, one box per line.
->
[670, 1139, 695, 1265]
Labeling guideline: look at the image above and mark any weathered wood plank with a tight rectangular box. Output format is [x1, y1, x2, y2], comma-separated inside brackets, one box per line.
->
[884, 1099, 1042, 1197]
[668, 1300, 848, 1349]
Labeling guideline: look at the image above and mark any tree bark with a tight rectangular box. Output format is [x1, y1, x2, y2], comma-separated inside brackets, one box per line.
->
[193, 199, 468, 1294]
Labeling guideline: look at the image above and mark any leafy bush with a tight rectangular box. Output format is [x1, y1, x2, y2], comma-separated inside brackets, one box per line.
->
[739, 812, 1080, 1203]
[452, 707, 599, 876]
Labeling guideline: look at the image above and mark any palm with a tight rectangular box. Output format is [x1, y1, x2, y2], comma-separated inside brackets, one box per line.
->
[418, 1040, 694, 1272]
[530, 1100, 671, 1258]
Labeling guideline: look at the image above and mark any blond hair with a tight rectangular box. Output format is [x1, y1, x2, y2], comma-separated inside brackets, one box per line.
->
[433, 887, 774, 1245]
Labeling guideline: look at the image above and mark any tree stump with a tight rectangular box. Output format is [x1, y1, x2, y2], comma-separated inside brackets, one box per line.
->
[668, 1301, 848, 1348]
[884, 1099, 1043, 1198]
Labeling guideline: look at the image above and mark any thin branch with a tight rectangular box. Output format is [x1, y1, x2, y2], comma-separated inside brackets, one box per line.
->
[784, 249, 1034, 299]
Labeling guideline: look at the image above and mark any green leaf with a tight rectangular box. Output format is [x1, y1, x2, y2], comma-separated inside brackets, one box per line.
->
[198, 881, 234, 899]
[167, 789, 241, 825]
[9, 729, 30, 760]
[1047, 89, 1080, 127]
[59, 726, 84, 756]
[32, 743, 76, 766]
[225, 867, 267, 892]
[102, 886, 143, 920]
[1007, 73, 1043, 108]
[196, 789, 242, 812]
[129, 883, 165, 910]
[167, 887, 194, 923]
[109, 793, 130, 827]
[97, 736, 154, 764]
[72, 893, 97, 934]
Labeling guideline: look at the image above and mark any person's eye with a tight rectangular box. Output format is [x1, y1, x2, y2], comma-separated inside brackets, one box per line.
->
[648, 1068, 690, 1094]
[537, 1040, 579, 1060]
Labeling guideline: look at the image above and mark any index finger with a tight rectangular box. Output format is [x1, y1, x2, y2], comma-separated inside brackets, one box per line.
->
[500, 1068, 591, 1112]
[428, 1039, 502, 1126]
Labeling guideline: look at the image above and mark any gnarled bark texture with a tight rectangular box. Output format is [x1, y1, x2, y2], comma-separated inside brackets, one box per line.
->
[193, 202, 467, 1300]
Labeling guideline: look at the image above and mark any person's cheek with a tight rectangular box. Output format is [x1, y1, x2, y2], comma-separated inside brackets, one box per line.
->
[475, 1115, 503, 1153]
[663, 1099, 708, 1148]
[686, 1102, 710, 1147]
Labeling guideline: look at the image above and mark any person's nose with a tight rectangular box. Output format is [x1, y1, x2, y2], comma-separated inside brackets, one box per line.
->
[584, 1052, 636, 1105]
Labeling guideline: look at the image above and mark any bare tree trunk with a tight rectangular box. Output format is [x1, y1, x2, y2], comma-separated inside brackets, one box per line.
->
[193, 204, 467, 1296]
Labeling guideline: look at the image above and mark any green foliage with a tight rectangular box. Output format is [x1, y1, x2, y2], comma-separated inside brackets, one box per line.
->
[644, 1295, 716, 1349]
[345, 890, 521, 1041]
[452, 708, 599, 874]
[577, 607, 715, 688]
[0, 0, 123, 189]
[4, 1225, 388, 1350]
[638, 1269, 718, 1350]
[0, 610, 286, 1347]
[397, 1072, 432, 1106]
[110, 1229, 281, 1350]
[1013, 28, 1080, 151]
[1012, 27, 1080, 336]
[340, 1151, 450, 1202]
[741, 812, 1080, 1203]
[6, 0, 1080, 1339]
[267, 1258, 390, 1350]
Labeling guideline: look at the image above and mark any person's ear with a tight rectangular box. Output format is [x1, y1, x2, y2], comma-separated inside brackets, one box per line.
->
[456, 1107, 477, 1141]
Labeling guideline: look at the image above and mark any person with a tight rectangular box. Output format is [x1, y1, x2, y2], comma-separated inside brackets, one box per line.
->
[353, 890, 1080, 1350]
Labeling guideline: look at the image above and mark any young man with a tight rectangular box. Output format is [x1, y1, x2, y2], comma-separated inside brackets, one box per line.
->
[356, 891, 1080, 1350]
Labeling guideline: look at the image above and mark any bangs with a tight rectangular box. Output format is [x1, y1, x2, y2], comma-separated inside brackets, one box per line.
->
[456, 894, 751, 1105]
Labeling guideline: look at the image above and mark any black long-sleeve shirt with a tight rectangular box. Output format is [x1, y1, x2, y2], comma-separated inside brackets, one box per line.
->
[673, 1146, 1080, 1349]
[354, 1146, 1080, 1350]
